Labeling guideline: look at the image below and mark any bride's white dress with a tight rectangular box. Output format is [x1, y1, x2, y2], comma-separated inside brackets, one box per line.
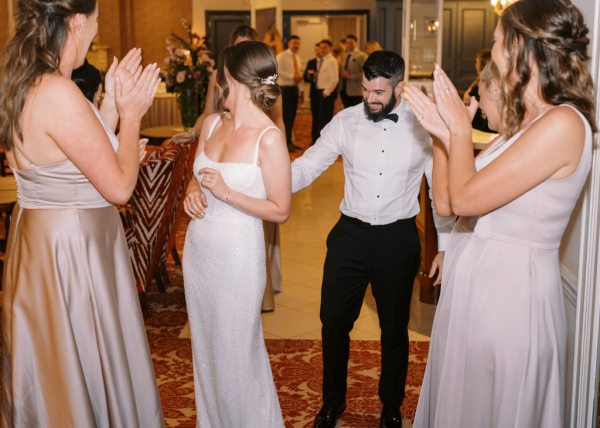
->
[182, 116, 284, 427]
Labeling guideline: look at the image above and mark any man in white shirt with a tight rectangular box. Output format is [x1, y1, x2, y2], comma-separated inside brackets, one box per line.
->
[291, 51, 454, 428]
[340, 34, 367, 108]
[276, 35, 303, 151]
[315, 39, 339, 138]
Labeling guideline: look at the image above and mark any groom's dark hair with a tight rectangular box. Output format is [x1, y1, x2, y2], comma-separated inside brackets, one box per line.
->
[363, 51, 405, 87]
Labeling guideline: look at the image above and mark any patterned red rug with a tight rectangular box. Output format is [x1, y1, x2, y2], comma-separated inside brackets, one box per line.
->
[145, 266, 429, 427]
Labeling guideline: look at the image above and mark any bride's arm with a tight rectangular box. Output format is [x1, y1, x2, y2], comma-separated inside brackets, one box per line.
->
[199, 128, 291, 223]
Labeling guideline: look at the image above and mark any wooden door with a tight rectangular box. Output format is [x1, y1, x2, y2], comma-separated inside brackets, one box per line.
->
[206, 11, 251, 60]
[442, 0, 497, 91]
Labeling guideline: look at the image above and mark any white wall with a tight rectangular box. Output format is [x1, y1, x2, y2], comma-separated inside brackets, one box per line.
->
[564, 0, 600, 426]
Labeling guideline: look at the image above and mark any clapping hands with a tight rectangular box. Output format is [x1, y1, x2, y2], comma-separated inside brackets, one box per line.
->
[404, 65, 478, 150]
[104, 48, 143, 99]
[105, 47, 161, 124]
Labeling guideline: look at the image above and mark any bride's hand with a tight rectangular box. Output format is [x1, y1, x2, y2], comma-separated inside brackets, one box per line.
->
[403, 84, 450, 146]
[183, 179, 208, 219]
[199, 167, 229, 201]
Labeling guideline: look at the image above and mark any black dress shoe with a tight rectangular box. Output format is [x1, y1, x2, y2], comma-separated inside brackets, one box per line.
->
[379, 405, 402, 428]
[313, 402, 346, 428]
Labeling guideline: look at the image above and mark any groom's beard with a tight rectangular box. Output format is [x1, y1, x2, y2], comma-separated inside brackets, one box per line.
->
[363, 92, 397, 122]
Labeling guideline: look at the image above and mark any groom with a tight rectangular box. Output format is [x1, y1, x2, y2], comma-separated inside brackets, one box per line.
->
[291, 51, 454, 428]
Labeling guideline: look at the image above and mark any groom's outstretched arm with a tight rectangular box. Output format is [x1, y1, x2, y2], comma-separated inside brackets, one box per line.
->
[291, 116, 343, 193]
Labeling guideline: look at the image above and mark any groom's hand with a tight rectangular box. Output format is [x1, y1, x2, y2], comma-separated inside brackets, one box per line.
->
[428, 251, 445, 286]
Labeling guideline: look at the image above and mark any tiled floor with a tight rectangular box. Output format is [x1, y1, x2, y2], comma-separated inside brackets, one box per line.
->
[261, 160, 436, 343]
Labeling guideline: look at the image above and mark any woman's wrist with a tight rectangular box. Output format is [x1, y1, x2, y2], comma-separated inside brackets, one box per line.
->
[224, 187, 232, 203]
[450, 128, 471, 138]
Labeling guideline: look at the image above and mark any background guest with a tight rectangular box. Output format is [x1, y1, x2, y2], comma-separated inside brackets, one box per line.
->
[315, 39, 339, 139]
[462, 48, 493, 132]
[339, 34, 367, 108]
[71, 58, 103, 107]
[263, 21, 284, 54]
[364, 40, 383, 56]
[303, 42, 323, 144]
[277, 35, 303, 152]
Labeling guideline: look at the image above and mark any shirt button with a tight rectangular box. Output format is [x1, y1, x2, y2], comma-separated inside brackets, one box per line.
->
[384, 128, 387, 131]
[379, 172, 382, 175]
[377, 195, 380, 198]
[381, 150, 385, 153]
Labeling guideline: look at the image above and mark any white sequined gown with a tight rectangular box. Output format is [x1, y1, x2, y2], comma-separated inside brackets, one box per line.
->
[182, 117, 284, 428]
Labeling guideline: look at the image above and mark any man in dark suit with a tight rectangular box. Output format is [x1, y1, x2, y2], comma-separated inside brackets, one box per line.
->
[303, 43, 322, 145]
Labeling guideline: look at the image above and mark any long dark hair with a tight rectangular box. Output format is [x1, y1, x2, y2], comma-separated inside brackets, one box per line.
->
[215, 41, 281, 113]
[0, 0, 97, 151]
[500, 0, 596, 137]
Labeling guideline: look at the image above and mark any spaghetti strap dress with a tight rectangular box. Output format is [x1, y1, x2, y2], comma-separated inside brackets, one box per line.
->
[414, 105, 592, 428]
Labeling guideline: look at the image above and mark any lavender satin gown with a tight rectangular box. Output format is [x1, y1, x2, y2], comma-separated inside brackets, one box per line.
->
[182, 116, 284, 427]
[414, 105, 592, 428]
[1, 105, 164, 427]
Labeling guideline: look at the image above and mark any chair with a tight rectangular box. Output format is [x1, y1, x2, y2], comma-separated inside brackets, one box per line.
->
[121, 145, 179, 310]
[158, 138, 199, 275]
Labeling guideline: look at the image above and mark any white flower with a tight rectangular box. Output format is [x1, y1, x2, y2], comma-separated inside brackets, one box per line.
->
[176, 71, 187, 83]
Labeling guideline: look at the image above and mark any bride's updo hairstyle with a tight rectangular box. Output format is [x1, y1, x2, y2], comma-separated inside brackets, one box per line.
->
[499, 0, 595, 137]
[0, 0, 97, 151]
[216, 41, 281, 113]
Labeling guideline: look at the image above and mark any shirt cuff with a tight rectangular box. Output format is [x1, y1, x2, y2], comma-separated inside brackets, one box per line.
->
[436, 232, 451, 252]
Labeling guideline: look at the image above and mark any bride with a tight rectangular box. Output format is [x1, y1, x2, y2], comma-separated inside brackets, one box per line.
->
[182, 41, 291, 427]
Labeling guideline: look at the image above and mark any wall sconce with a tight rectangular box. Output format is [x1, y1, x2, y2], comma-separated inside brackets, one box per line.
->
[491, 0, 517, 16]
[425, 19, 439, 34]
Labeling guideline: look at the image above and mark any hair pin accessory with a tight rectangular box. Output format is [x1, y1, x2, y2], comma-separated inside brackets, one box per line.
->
[261, 74, 278, 85]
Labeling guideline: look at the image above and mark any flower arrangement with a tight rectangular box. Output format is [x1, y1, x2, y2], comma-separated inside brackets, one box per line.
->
[164, 18, 213, 128]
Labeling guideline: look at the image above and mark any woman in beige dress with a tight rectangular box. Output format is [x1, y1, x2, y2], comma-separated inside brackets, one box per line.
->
[0, 0, 163, 426]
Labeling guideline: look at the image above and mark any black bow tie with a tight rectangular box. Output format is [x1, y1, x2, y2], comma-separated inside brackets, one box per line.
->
[384, 113, 399, 123]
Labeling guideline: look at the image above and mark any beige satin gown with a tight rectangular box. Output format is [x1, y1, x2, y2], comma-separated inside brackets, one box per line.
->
[1, 107, 164, 427]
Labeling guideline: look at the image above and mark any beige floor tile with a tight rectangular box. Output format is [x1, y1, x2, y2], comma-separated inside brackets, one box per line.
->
[280, 283, 321, 302]
[294, 301, 322, 317]
[354, 314, 382, 335]
[275, 294, 314, 310]
[281, 260, 323, 285]
[291, 328, 322, 340]
[281, 244, 327, 264]
[349, 328, 379, 340]
[261, 306, 297, 330]
[264, 314, 323, 338]
[409, 330, 431, 342]
[263, 331, 283, 339]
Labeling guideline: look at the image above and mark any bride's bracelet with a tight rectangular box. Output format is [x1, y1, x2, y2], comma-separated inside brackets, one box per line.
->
[224, 189, 232, 203]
